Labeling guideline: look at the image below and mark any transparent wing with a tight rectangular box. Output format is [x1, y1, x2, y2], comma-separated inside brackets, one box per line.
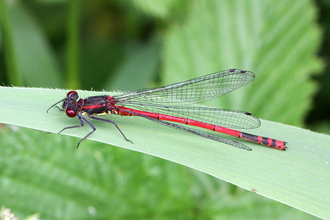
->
[114, 69, 254, 106]
[118, 108, 252, 151]
[148, 117, 252, 151]
[118, 105, 260, 129]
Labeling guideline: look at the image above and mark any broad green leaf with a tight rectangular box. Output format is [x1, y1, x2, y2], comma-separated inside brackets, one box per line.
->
[0, 87, 328, 219]
[1, 127, 317, 220]
[0, 127, 315, 219]
[162, 0, 323, 127]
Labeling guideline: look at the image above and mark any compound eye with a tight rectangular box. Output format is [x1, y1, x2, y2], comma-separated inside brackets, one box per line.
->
[67, 91, 78, 98]
[66, 108, 77, 117]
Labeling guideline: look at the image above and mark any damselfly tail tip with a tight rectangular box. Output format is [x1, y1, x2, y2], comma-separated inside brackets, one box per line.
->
[283, 142, 288, 150]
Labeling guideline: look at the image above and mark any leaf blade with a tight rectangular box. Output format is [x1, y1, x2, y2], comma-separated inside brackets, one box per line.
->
[0, 86, 328, 219]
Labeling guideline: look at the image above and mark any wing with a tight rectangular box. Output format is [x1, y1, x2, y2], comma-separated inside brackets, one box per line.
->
[114, 69, 254, 106]
[147, 116, 252, 151]
[118, 105, 260, 129]
[118, 108, 252, 151]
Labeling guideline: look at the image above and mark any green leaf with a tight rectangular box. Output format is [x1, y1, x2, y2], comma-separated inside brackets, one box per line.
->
[0, 87, 328, 219]
[162, 0, 323, 127]
[0, 127, 314, 219]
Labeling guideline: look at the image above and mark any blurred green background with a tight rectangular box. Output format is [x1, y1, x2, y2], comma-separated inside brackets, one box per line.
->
[0, 0, 329, 219]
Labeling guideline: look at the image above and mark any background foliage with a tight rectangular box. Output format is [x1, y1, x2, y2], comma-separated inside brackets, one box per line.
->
[0, 0, 329, 219]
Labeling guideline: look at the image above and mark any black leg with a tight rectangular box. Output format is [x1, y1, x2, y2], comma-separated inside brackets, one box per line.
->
[77, 116, 96, 148]
[89, 115, 133, 143]
[58, 114, 84, 134]
[57, 114, 97, 148]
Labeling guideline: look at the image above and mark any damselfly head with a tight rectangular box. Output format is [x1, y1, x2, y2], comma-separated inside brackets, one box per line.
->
[47, 90, 79, 117]
[62, 91, 79, 117]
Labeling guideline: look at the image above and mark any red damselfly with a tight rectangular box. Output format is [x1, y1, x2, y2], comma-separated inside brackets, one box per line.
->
[47, 69, 287, 151]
